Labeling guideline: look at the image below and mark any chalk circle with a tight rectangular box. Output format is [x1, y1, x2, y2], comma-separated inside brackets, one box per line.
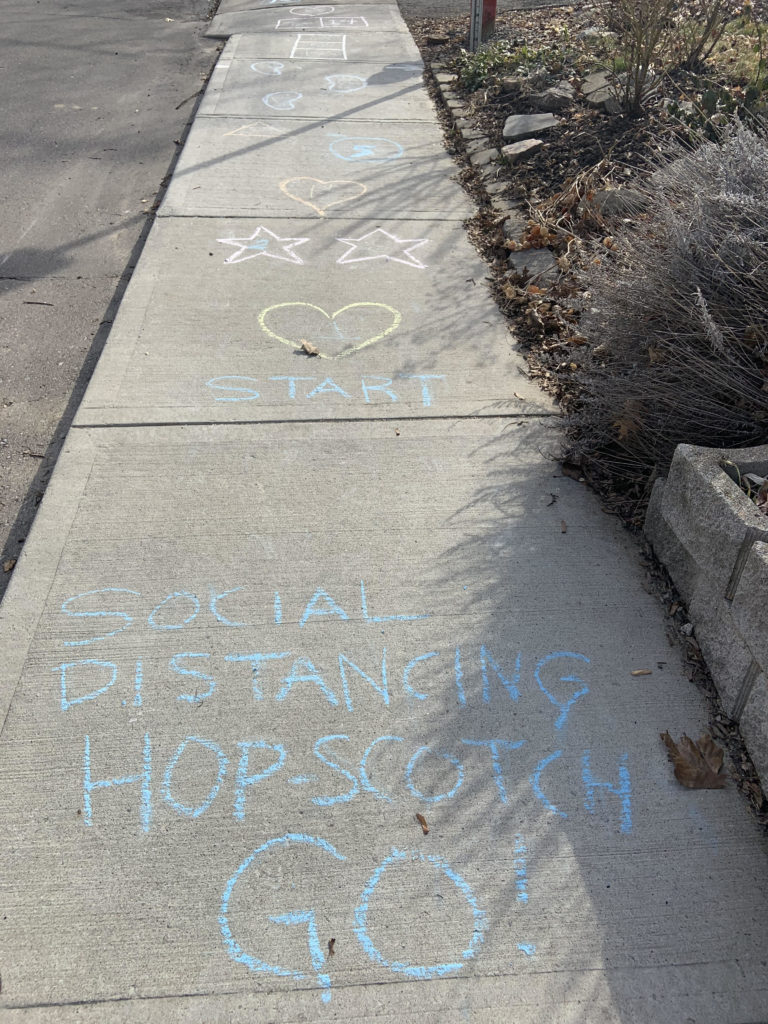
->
[162, 737, 227, 819]
[259, 301, 402, 359]
[325, 73, 367, 93]
[220, 834, 346, 979]
[405, 746, 464, 803]
[250, 60, 285, 76]
[279, 177, 367, 216]
[329, 136, 404, 163]
[262, 91, 302, 111]
[354, 848, 487, 979]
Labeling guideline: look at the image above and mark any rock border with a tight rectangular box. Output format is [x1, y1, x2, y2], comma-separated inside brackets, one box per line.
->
[430, 65, 560, 281]
[645, 443, 768, 787]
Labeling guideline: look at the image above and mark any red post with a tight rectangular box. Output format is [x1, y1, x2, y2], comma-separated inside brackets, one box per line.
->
[481, 0, 497, 42]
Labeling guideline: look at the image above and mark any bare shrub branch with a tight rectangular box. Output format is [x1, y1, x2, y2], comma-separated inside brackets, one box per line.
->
[569, 119, 768, 487]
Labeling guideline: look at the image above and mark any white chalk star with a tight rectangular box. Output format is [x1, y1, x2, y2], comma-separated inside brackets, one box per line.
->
[217, 226, 309, 265]
[334, 228, 429, 269]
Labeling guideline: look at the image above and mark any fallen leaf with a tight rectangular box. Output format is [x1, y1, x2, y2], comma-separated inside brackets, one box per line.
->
[416, 812, 429, 835]
[327, 937, 336, 957]
[560, 520, 567, 533]
[300, 339, 319, 357]
[2, 559, 16, 573]
[631, 669, 652, 676]
[661, 731, 727, 789]
[395, 428, 400, 436]
[560, 461, 583, 481]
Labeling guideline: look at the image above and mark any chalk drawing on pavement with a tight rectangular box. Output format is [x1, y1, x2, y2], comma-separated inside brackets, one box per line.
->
[258, 302, 402, 359]
[220, 834, 346, 1003]
[250, 60, 285, 76]
[205, 373, 446, 407]
[276, 7, 369, 30]
[328, 135, 404, 162]
[335, 228, 429, 269]
[354, 848, 487, 979]
[279, 177, 367, 216]
[220, 835, 487, 1002]
[324, 73, 367, 93]
[262, 91, 303, 111]
[290, 33, 347, 60]
[217, 227, 309, 265]
[55, 569, 636, 996]
[223, 121, 281, 138]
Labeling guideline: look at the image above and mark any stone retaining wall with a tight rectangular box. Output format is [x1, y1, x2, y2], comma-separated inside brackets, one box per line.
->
[645, 443, 768, 786]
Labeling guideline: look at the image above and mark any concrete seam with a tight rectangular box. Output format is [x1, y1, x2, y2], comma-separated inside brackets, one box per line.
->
[70, 412, 556, 429]
[725, 525, 768, 601]
[731, 658, 762, 723]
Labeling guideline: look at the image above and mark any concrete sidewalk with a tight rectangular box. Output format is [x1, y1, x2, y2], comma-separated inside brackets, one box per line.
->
[1, 2, 767, 1020]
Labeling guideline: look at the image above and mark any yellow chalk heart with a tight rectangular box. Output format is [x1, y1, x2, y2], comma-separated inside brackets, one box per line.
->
[279, 177, 367, 216]
[258, 302, 402, 359]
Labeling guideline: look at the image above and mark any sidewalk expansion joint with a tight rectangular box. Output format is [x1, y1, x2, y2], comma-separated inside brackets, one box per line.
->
[71, 412, 556, 429]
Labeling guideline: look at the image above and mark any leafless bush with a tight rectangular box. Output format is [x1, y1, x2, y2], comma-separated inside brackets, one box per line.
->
[670, 0, 740, 69]
[568, 120, 768, 492]
[605, 0, 743, 113]
[608, 0, 676, 114]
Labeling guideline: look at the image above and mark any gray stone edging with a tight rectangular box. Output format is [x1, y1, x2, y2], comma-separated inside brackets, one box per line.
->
[645, 443, 768, 786]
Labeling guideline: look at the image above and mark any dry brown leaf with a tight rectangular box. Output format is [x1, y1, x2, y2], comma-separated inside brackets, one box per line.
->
[661, 731, 727, 789]
[631, 669, 652, 676]
[2, 559, 16, 573]
[327, 937, 336, 957]
[560, 520, 567, 533]
[696, 733, 724, 775]
[416, 812, 429, 835]
[300, 338, 319, 357]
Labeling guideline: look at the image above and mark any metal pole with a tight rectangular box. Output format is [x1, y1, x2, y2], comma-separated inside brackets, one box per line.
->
[469, 0, 483, 52]
[469, 0, 496, 52]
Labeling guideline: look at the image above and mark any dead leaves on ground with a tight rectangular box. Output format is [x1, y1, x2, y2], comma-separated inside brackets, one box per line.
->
[661, 731, 727, 789]
[506, 220, 563, 252]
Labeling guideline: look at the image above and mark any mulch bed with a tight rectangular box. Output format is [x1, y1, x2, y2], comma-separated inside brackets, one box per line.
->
[407, 1, 768, 519]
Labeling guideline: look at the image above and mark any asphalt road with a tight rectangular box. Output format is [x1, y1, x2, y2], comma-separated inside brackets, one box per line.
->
[0, 0, 220, 598]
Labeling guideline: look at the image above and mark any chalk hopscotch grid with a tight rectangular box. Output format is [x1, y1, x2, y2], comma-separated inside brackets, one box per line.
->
[290, 34, 348, 60]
